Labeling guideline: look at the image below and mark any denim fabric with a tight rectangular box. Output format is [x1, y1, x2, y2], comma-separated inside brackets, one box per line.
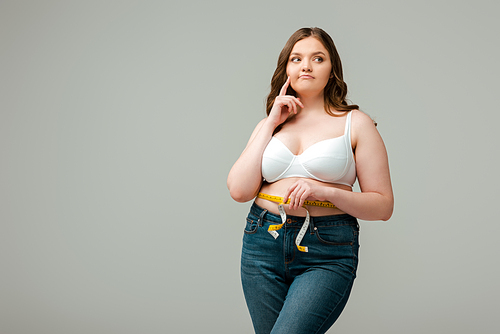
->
[241, 203, 360, 334]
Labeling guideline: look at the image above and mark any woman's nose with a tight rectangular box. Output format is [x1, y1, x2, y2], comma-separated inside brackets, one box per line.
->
[302, 60, 311, 72]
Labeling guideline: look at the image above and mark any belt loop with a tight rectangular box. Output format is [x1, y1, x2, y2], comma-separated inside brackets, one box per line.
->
[309, 216, 315, 234]
[258, 208, 267, 227]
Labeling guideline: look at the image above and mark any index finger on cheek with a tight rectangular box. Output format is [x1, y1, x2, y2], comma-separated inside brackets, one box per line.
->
[279, 77, 290, 96]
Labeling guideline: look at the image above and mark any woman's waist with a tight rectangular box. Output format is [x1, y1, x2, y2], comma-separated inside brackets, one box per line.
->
[257, 179, 351, 217]
[254, 197, 345, 217]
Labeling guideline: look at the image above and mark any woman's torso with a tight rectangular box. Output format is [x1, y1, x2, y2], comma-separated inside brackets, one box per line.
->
[256, 110, 356, 217]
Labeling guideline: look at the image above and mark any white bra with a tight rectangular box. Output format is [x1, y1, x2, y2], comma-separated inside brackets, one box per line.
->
[261, 111, 356, 186]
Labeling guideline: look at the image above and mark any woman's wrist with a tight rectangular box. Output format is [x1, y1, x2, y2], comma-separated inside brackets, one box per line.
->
[325, 186, 338, 203]
[262, 117, 278, 133]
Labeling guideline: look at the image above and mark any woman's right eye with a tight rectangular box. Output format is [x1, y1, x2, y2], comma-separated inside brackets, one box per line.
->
[290, 57, 300, 62]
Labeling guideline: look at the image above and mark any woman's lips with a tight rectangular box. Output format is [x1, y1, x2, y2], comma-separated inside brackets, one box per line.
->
[299, 75, 314, 79]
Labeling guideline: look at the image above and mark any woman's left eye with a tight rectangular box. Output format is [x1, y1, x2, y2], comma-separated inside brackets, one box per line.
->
[314, 57, 323, 62]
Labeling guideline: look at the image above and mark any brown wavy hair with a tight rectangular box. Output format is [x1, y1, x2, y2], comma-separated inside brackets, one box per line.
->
[266, 27, 359, 122]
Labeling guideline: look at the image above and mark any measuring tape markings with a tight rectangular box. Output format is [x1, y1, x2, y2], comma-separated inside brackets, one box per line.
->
[257, 193, 337, 209]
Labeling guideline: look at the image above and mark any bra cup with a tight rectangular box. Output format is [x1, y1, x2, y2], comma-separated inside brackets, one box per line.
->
[299, 138, 348, 182]
[300, 156, 348, 182]
[262, 138, 295, 182]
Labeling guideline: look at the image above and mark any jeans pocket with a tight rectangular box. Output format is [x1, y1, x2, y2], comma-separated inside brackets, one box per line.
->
[244, 217, 259, 234]
[314, 225, 354, 246]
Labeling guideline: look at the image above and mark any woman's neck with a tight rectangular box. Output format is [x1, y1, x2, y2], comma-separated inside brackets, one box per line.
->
[296, 92, 325, 115]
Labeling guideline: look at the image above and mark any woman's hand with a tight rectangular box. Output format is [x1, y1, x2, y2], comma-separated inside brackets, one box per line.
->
[268, 77, 304, 128]
[282, 180, 330, 210]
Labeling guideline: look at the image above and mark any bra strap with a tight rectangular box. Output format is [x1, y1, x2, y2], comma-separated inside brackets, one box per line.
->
[344, 111, 352, 136]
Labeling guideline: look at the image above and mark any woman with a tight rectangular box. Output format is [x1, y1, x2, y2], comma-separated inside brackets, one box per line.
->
[227, 27, 393, 334]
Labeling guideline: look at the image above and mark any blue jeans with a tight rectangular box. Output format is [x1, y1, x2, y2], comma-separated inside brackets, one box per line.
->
[241, 203, 360, 334]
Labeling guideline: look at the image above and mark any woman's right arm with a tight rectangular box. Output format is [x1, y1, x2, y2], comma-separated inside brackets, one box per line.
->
[227, 77, 303, 202]
[226, 118, 275, 202]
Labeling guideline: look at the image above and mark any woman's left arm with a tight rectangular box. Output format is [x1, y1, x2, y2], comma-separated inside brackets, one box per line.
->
[284, 110, 394, 221]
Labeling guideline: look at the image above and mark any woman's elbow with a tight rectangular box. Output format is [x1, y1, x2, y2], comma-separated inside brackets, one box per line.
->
[227, 175, 260, 203]
[380, 200, 394, 221]
[229, 189, 254, 203]
[381, 212, 392, 221]
[227, 183, 255, 203]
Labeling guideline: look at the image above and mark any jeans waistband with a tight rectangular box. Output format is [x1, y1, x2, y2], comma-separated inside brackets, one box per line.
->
[250, 202, 357, 227]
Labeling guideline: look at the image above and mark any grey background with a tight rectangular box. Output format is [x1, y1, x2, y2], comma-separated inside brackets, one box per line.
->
[1, 0, 499, 333]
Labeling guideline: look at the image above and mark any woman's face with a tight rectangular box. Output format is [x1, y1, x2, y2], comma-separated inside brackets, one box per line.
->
[286, 37, 332, 97]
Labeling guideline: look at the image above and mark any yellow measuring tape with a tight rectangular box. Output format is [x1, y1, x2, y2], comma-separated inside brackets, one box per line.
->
[257, 193, 337, 253]
[257, 193, 337, 209]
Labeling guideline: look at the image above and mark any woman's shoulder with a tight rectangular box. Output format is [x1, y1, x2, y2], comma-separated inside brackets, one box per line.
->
[350, 109, 377, 128]
[349, 109, 380, 147]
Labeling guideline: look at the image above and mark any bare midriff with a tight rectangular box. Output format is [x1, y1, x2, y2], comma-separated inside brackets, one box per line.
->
[255, 177, 352, 217]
